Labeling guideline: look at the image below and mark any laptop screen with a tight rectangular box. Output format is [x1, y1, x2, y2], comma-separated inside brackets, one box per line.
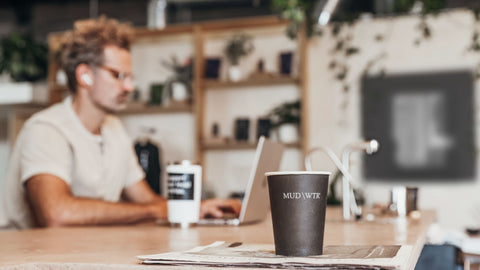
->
[239, 136, 285, 224]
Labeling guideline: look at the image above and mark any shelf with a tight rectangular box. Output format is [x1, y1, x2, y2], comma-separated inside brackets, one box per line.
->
[199, 16, 288, 32]
[46, 16, 307, 174]
[49, 83, 69, 91]
[201, 140, 301, 150]
[204, 76, 299, 89]
[119, 102, 193, 115]
[134, 24, 194, 39]
[1, 103, 48, 109]
[134, 16, 287, 39]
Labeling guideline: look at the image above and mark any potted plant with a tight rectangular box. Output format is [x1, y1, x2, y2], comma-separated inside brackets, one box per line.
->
[268, 100, 301, 143]
[223, 33, 254, 82]
[0, 32, 50, 104]
[161, 56, 193, 105]
[0, 32, 48, 82]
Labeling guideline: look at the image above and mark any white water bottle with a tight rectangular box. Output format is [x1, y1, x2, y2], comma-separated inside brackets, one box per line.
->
[166, 160, 202, 227]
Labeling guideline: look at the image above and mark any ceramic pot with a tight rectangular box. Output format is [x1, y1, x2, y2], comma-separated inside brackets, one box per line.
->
[228, 65, 241, 82]
[278, 123, 299, 143]
[172, 81, 188, 101]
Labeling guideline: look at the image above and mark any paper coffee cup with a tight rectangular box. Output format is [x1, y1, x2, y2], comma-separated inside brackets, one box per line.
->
[266, 171, 330, 256]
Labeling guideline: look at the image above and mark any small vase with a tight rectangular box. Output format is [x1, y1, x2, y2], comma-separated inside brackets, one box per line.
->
[228, 65, 241, 82]
[171, 81, 188, 101]
[278, 124, 299, 144]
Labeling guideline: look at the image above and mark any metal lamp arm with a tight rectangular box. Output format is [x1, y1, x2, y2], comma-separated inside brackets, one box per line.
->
[305, 147, 354, 183]
[305, 146, 359, 220]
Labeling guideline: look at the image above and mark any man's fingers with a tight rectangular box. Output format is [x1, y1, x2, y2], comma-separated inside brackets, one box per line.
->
[200, 205, 223, 218]
[199, 198, 243, 218]
[208, 208, 224, 218]
[226, 199, 242, 215]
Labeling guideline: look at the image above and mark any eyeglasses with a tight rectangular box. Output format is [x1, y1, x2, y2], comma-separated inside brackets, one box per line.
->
[98, 65, 135, 82]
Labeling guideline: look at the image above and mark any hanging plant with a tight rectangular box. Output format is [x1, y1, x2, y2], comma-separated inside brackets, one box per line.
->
[327, 22, 360, 124]
[468, 7, 480, 80]
[394, 0, 446, 14]
[271, 0, 322, 39]
[395, 0, 446, 46]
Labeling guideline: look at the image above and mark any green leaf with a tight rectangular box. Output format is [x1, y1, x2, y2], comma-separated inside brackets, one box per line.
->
[223, 34, 254, 65]
[0, 32, 47, 82]
[268, 100, 301, 128]
[345, 47, 360, 56]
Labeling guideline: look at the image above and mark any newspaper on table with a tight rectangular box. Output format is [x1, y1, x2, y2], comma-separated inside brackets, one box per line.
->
[137, 241, 412, 270]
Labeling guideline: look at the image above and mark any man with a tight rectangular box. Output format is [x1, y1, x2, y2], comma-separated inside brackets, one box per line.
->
[0, 16, 240, 230]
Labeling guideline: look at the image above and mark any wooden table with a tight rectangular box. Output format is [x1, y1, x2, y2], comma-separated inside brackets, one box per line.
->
[462, 252, 480, 270]
[0, 207, 436, 270]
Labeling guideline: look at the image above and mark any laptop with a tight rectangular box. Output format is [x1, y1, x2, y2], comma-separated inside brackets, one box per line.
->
[198, 136, 285, 226]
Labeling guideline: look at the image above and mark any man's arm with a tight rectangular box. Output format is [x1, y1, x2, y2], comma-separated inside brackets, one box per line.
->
[25, 174, 166, 227]
[122, 179, 242, 219]
[27, 173, 241, 227]
[121, 178, 165, 204]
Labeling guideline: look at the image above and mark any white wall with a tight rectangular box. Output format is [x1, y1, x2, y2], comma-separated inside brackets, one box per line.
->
[0, 9, 17, 200]
[10, 12, 477, 229]
[0, 111, 10, 208]
[307, 9, 480, 230]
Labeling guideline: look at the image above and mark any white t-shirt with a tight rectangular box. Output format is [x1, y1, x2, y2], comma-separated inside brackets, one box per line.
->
[0, 97, 145, 229]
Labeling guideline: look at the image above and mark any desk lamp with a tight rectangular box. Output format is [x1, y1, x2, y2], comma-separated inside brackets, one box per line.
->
[304, 140, 379, 220]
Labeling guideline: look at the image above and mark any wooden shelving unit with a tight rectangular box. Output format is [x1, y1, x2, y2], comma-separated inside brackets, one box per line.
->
[203, 76, 299, 89]
[134, 16, 287, 39]
[45, 16, 310, 188]
[119, 102, 193, 115]
[196, 18, 309, 161]
[201, 140, 301, 150]
[134, 24, 194, 39]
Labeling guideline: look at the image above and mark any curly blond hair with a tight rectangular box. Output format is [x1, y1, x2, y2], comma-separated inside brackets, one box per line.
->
[61, 16, 134, 93]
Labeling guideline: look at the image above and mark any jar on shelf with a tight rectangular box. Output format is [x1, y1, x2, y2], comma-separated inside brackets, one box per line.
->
[147, 0, 167, 29]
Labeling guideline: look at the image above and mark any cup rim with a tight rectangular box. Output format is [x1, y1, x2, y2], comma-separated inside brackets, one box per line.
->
[265, 171, 331, 176]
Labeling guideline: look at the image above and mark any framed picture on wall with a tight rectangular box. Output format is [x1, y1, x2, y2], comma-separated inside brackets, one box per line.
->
[362, 70, 475, 181]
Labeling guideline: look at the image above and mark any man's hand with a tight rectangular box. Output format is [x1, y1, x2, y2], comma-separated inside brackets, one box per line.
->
[200, 198, 242, 219]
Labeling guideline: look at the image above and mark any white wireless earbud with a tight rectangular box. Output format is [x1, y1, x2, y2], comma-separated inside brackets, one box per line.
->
[81, 74, 93, 86]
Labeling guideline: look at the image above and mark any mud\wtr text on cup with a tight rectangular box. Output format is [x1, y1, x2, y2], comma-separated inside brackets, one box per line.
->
[282, 192, 322, 199]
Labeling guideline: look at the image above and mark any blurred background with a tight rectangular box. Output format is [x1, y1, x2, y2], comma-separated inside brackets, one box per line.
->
[0, 0, 477, 41]
[1, 0, 480, 241]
